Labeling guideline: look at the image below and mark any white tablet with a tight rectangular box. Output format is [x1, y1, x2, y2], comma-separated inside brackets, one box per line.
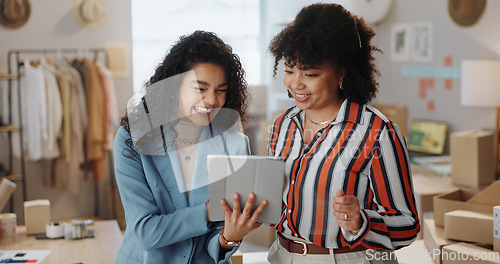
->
[208, 155, 285, 225]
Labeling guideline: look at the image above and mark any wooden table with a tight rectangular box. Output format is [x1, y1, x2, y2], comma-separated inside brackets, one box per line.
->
[0, 220, 123, 264]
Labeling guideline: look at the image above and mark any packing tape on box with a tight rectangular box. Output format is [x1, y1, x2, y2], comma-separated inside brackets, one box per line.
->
[46, 222, 65, 239]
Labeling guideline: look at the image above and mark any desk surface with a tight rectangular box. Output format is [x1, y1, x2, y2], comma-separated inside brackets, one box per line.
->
[0, 220, 123, 264]
[411, 165, 456, 195]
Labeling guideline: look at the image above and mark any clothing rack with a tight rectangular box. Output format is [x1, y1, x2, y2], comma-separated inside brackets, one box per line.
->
[6, 48, 109, 217]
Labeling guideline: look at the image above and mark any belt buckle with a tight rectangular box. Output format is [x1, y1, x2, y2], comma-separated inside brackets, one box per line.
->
[291, 240, 308, 256]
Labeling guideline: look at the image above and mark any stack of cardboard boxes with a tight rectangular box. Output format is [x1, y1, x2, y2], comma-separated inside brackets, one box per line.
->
[427, 181, 500, 263]
[421, 130, 500, 263]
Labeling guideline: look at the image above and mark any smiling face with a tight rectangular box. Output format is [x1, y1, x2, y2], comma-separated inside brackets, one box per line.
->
[283, 60, 344, 115]
[177, 63, 228, 126]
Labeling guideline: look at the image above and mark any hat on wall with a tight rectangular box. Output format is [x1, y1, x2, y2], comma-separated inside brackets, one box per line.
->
[72, 0, 107, 29]
[0, 0, 31, 29]
[448, 0, 487, 27]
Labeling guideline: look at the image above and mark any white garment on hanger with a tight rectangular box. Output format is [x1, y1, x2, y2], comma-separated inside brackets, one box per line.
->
[40, 59, 63, 159]
[12, 60, 47, 161]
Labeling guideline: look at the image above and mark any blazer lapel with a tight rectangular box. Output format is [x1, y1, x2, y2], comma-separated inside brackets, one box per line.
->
[150, 132, 189, 209]
[188, 127, 226, 206]
[149, 124, 231, 208]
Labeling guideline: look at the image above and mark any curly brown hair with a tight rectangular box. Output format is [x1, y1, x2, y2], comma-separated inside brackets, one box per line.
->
[119, 30, 248, 156]
[269, 3, 381, 104]
[121, 30, 248, 127]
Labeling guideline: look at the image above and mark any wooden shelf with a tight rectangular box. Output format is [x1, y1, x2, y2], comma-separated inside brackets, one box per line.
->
[0, 125, 20, 132]
[0, 73, 17, 80]
[3, 174, 23, 182]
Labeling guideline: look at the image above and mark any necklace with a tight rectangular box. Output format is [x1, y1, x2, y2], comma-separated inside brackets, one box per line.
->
[305, 112, 336, 126]
[171, 131, 199, 162]
[172, 132, 200, 145]
[177, 144, 198, 162]
[171, 119, 202, 161]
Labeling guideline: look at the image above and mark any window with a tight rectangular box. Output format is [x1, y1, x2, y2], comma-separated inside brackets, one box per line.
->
[131, 0, 261, 92]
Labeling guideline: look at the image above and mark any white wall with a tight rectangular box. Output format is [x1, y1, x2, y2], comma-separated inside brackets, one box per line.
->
[0, 0, 133, 222]
[373, 0, 500, 135]
[261, 0, 324, 122]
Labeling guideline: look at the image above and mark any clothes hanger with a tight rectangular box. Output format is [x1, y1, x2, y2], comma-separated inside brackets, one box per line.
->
[29, 53, 42, 67]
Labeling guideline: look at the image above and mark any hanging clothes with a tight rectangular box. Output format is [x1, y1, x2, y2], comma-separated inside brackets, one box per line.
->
[73, 58, 108, 182]
[43, 58, 87, 194]
[95, 60, 119, 151]
[57, 58, 87, 165]
[13, 60, 47, 161]
[11, 51, 116, 194]
[39, 59, 63, 160]
[68, 59, 88, 131]
[50, 59, 72, 162]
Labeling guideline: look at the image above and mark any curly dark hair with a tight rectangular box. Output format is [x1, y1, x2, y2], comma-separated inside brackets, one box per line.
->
[269, 3, 381, 105]
[120, 30, 248, 155]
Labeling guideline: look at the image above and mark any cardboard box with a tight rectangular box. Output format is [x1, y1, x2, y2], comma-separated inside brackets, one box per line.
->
[242, 225, 275, 248]
[494, 206, 500, 252]
[442, 243, 500, 264]
[413, 172, 456, 215]
[423, 218, 455, 264]
[415, 189, 436, 240]
[450, 131, 495, 188]
[444, 210, 493, 244]
[247, 85, 267, 117]
[468, 181, 500, 205]
[412, 166, 456, 238]
[433, 189, 496, 227]
[257, 120, 272, 156]
[24, 199, 51, 235]
[230, 250, 243, 264]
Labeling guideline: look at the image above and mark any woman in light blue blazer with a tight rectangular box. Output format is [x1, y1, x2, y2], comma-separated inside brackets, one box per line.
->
[113, 31, 267, 264]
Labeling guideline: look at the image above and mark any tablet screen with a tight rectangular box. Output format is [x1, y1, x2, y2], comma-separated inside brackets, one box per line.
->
[207, 155, 284, 224]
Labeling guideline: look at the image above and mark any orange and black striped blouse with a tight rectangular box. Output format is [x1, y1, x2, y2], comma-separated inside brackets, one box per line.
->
[269, 100, 420, 250]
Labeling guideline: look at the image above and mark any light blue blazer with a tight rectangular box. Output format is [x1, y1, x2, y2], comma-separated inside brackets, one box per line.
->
[113, 124, 250, 264]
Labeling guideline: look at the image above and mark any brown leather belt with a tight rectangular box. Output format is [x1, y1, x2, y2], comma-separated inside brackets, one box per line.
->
[278, 232, 367, 255]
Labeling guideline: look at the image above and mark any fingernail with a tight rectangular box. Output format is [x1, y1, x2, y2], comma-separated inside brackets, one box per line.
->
[233, 193, 238, 199]
[263, 200, 268, 205]
[220, 199, 224, 204]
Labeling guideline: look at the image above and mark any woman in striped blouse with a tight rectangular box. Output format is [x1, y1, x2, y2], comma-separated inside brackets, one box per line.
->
[266, 3, 419, 264]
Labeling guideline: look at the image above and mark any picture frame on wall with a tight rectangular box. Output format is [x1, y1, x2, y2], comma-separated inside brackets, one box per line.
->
[411, 22, 433, 62]
[390, 23, 411, 62]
